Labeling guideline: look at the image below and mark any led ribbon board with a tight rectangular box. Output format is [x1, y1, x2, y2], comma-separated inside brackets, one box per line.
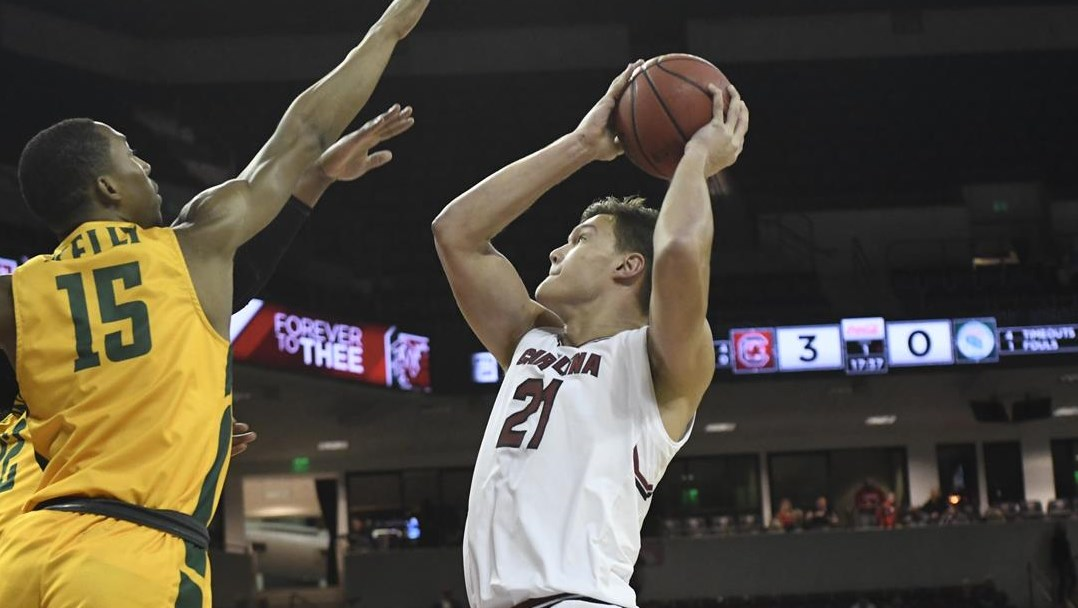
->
[230, 299, 431, 391]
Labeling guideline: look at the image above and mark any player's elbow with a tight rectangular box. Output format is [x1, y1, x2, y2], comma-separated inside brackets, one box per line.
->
[431, 212, 447, 237]
[277, 104, 334, 158]
[431, 209, 468, 249]
[292, 118, 331, 158]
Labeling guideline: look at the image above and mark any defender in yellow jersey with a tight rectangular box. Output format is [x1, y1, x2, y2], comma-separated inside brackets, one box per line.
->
[0, 102, 416, 537]
[0, 1, 429, 605]
[0, 394, 33, 530]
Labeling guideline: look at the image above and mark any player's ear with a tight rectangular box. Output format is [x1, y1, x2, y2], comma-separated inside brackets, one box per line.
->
[614, 252, 646, 280]
[95, 174, 122, 205]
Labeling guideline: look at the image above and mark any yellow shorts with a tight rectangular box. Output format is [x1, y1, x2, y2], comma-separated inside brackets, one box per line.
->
[0, 509, 212, 607]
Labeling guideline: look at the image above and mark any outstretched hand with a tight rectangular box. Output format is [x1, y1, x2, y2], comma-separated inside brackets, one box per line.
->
[318, 104, 415, 182]
[291, 104, 415, 206]
[573, 60, 644, 162]
[685, 84, 749, 177]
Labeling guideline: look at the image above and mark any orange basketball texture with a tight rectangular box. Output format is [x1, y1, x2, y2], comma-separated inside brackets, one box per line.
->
[614, 54, 731, 180]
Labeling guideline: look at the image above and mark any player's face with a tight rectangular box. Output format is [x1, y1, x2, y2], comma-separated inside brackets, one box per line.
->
[97, 123, 163, 227]
[536, 214, 620, 310]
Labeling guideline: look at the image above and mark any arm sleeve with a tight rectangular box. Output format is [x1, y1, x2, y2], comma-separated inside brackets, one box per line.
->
[231, 197, 312, 312]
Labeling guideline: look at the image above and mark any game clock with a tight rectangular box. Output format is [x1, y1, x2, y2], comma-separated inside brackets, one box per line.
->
[841, 317, 887, 376]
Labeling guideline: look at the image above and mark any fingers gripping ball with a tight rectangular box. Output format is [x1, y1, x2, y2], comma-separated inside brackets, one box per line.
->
[614, 54, 731, 180]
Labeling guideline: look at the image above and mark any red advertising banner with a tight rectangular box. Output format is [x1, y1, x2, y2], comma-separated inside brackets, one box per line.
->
[231, 300, 431, 391]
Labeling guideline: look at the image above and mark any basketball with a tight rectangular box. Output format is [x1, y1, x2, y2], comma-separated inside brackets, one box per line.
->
[614, 53, 731, 180]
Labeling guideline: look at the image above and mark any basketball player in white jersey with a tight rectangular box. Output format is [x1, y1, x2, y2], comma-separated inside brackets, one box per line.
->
[432, 61, 749, 608]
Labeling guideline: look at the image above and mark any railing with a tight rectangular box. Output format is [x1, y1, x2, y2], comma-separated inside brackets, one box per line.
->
[288, 593, 320, 608]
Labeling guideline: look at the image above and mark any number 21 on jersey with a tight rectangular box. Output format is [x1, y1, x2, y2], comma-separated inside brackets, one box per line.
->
[496, 379, 563, 449]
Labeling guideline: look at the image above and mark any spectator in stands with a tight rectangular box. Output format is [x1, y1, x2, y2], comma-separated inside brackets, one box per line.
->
[348, 515, 373, 552]
[983, 504, 1006, 523]
[877, 492, 898, 529]
[850, 596, 878, 608]
[1052, 523, 1077, 607]
[939, 503, 971, 526]
[854, 479, 886, 528]
[803, 496, 840, 530]
[770, 498, 801, 532]
[920, 487, 947, 522]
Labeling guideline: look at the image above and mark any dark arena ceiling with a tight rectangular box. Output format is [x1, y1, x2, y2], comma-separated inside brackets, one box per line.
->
[2, 0, 1076, 391]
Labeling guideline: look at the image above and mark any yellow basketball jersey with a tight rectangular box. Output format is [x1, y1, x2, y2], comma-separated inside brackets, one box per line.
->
[0, 394, 37, 530]
[12, 221, 232, 527]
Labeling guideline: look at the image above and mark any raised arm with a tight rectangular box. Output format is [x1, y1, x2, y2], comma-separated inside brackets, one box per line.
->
[175, 0, 428, 255]
[649, 84, 748, 438]
[432, 62, 641, 366]
[231, 105, 414, 310]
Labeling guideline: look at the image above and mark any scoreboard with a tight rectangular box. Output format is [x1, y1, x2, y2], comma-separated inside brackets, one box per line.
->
[470, 317, 1078, 384]
[713, 316, 1070, 376]
[998, 324, 1078, 355]
[885, 319, 954, 368]
[775, 325, 843, 372]
[842, 317, 888, 375]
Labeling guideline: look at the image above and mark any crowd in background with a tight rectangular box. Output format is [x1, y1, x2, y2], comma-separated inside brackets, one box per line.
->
[762, 482, 1072, 535]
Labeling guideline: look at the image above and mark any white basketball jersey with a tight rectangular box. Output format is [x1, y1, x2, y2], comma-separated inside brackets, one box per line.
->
[463, 326, 693, 608]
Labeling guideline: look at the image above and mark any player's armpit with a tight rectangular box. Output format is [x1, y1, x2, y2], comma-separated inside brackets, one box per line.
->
[433, 239, 557, 368]
[648, 325, 714, 441]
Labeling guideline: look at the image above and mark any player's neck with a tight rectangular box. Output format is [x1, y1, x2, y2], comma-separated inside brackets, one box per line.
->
[557, 297, 647, 347]
[58, 208, 129, 239]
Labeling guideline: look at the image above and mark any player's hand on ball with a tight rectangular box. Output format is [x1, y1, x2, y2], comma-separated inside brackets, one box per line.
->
[317, 104, 415, 182]
[575, 60, 645, 162]
[685, 84, 749, 176]
[231, 421, 258, 457]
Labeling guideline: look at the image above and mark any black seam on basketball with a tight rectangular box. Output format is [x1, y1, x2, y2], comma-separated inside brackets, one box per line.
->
[628, 77, 665, 177]
[655, 61, 712, 97]
[642, 67, 692, 144]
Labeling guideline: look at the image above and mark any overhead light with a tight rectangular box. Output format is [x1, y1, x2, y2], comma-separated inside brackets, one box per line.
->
[705, 422, 737, 433]
[865, 415, 897, 426]
[972, 250, 1019, 267]
[317, 440, 350, 451]
[1054, 407, 1078, 418]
